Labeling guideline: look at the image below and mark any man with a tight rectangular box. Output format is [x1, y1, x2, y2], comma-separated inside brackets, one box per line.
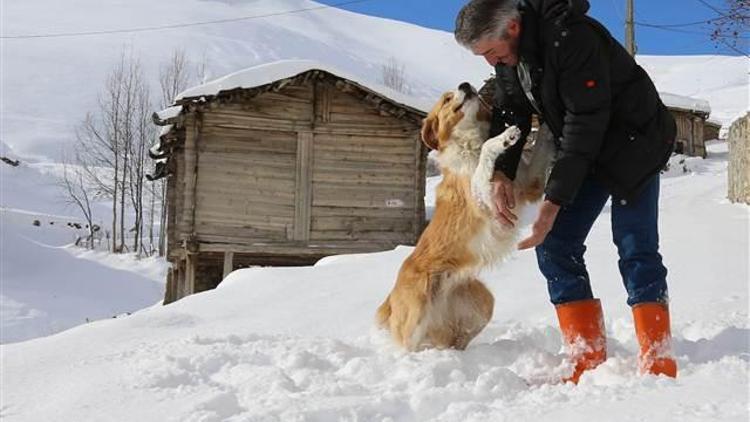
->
[455, 0, 678, 383]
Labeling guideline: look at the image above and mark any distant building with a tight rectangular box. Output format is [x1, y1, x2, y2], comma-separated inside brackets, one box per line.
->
[661, 92, 712, 158]
[150, 61, 428, 304]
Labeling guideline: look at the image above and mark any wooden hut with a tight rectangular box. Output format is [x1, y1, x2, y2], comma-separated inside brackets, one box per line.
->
[660, 92, 711, 158]
[150, 61, 428, 304]
[704, 119, 722, 142]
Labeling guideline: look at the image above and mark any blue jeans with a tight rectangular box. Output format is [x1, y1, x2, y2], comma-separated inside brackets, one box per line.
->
[536, 176, 669, 306]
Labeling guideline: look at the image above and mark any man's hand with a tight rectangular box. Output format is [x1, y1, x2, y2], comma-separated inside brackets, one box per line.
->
[518, 200, 561, 250]
[491, 171, 517, 227]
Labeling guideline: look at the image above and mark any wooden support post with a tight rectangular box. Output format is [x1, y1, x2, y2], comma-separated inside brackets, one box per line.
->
[293, 131, 313, 241]
[625, 0, 636, 57]
[185, 254, 197, 296]
[223, 251, 235, 279]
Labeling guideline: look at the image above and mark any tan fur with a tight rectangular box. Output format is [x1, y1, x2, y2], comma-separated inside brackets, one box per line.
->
[376, 85, 551, 351]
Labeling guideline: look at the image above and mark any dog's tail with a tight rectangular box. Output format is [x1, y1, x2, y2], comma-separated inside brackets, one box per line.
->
[375, 295, 392, 328]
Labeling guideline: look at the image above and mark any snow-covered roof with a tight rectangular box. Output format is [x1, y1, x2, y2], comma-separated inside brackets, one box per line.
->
[175, 59, 432, 113]
[660, 92, 711, 115]
[154, 105, 183, 122]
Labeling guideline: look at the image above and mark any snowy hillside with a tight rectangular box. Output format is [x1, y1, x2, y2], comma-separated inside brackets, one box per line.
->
[2, 0, 748, 162]
[0, 142, 167, 343]
[1, 1, 748, 420]
[2, 142, 748, 421]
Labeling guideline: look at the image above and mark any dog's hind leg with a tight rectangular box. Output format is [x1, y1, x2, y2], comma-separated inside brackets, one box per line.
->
[375, 294, 392, 329]
[449, 279, 495, 350]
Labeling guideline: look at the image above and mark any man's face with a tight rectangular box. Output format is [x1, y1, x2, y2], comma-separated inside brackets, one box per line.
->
[470, 19, 521, 67]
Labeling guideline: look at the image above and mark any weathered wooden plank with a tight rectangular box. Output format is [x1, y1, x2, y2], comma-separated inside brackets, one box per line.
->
[182, 115, 200, 236]
[222, 251, 234, 279]
[311, 206, 415, 218]
[309, 230, 412, 242]
[293, 131, 313, 241]
[311, 216, 414, 232]
[202, 117, 312, 134]
[314, 142, 415, 155]
[196, 164, 296, 181]
[196, 223, 288, 240]
[314, 81, 331, 124]
[185, 254, 197, 296]
[312, 171, 416, 186]
[196, 211, 292, 229]
[312, 158, 415, 172]
[314, 133, 414, 146]
[312, 195, 415, 209]
[313, 123, 416, 137]
[197, 233, 289, 246]
[199, 241, 397, 255]
[313, 186, 413, 203]
[196, 200, 295, 219]
[312, 164, 415, 179]
[190, 184, 296, 201]
[312, 151, 414, 166]
[197, 151, 296, 169]
[196, 193, 294, 212]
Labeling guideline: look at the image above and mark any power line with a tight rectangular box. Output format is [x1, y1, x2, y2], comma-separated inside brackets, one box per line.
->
[0, 0, 374, 40]
[694, 0, 735, 19]
[636, 23, 750, 56]
[635, 16, 726, 28]
[635, 22, 750, 39]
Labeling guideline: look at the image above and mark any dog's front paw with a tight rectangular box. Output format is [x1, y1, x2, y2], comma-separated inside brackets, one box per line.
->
[487, 126, 521, 150]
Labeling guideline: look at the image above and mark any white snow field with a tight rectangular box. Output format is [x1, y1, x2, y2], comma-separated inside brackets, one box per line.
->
[0, 142, 168, 344]
[1, 142, 748, 421]
[1, 0, 749, 419]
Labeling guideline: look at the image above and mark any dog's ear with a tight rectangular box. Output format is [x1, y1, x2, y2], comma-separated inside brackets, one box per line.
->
[420, 116, 439, 150]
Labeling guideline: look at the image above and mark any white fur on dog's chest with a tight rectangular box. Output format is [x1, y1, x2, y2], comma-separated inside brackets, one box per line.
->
[469, 219, 517, 268]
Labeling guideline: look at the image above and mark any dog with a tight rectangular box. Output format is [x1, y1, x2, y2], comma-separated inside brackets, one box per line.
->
[375, 82, 553, 351]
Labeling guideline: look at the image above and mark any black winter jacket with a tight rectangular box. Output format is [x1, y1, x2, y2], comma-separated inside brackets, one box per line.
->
[492, 0, 676, 205]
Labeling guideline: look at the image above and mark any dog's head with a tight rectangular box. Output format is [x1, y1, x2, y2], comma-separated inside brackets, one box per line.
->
[420, 82, 491, 151]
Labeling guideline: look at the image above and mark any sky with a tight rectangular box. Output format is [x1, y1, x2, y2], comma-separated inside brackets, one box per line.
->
[317, 0, 749, 56]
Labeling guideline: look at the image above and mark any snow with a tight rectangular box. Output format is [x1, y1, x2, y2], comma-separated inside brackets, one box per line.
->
[637, 55, 749, 126]
[175, 59, 432, 113]
[1, 1, 749, 419]
[1, 142, 748, 421]
[154, 105, 183, 122]
[660, 92, 711, 114]
[0, 146, 167, 344]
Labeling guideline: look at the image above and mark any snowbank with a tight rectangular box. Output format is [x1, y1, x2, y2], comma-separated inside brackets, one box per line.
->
[1, 142, 747, 421]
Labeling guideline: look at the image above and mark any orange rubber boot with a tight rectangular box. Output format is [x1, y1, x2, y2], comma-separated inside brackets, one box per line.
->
[555, 299, 607, 384]
[632, 303, 677, 377]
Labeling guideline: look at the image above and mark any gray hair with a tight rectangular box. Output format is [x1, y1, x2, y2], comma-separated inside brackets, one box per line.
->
[454, 0, 521, 48]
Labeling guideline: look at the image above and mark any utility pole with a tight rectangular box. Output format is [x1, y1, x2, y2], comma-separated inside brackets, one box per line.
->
[625, 0, 636, 56]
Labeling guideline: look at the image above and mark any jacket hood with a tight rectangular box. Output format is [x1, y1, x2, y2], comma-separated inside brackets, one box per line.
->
[523, 0, 590, 24]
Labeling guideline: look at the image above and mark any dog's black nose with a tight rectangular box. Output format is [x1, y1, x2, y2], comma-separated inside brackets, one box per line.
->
[458, 82, 475, 97]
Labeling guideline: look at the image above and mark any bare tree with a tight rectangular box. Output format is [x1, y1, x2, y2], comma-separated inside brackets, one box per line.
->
[159, 49, 191, 109]
[709, 0, 749, 54]
[126, 62, 154, 256]
[380, 57, 409, 94]
[75, 53, 127, 253]
[75, 49, 153, 253]
[58, 149, 96, 249]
